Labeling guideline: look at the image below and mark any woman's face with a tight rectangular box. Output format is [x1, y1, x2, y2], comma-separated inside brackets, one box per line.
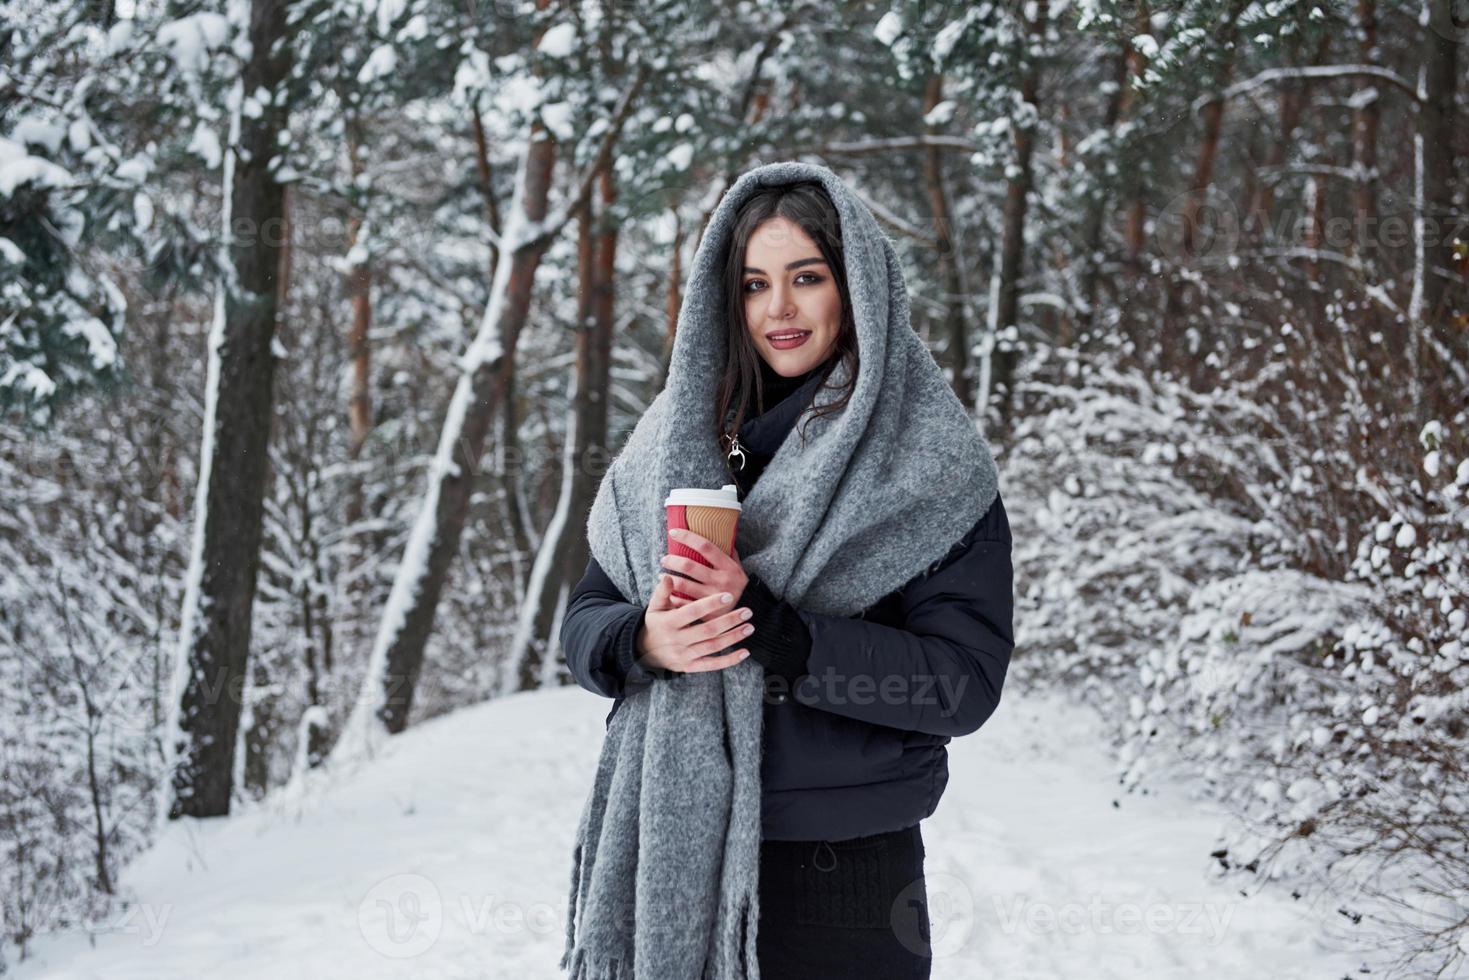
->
[741, 216, 842, 376]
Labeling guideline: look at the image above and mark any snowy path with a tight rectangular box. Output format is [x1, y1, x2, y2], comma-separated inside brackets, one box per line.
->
[14, 686, 1372, 979]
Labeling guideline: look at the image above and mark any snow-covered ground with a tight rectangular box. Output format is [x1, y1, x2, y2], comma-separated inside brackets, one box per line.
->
[13, 685, 1377, 979]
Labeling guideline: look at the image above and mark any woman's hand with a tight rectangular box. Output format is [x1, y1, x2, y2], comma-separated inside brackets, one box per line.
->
[660, 528, 749, 608]
[637, 570, 755, 674]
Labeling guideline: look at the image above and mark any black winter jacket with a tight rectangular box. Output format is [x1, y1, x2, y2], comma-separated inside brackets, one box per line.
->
[560, 369, 1015, 841]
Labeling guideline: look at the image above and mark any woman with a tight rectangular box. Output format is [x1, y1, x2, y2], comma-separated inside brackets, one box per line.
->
[559, 161, 1013, 980]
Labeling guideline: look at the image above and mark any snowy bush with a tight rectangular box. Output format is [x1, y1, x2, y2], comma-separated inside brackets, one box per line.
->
[1006, 345, 1469, 977]
[0, 408, 185, 960]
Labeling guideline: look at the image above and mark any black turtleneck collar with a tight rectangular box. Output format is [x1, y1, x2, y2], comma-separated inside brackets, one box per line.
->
[756, 356, 820, 415]
[736, 355, 834, 457]
[728, 361, 830, 498]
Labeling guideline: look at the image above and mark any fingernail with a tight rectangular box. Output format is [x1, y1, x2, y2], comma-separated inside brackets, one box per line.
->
[721, 593, 733, 603]
[670, 529, 684, 537]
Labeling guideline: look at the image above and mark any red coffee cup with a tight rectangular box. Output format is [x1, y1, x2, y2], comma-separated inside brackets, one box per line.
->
[664, 485, 742, 601]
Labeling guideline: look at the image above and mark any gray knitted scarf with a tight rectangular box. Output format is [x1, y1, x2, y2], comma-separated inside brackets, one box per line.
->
[560, 160, 999, 979]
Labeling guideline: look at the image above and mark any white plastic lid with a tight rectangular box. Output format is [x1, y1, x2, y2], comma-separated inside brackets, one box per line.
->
[665, 484, 742, 510]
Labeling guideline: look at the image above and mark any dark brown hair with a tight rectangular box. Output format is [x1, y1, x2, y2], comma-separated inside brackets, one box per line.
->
[713, 181, 859, 461]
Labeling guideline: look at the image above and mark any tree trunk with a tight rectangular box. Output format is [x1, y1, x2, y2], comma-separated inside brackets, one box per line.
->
[164, 0, 292, 821]
[471, 93, 504, 281]
[556, 165, 618, 685]
[1160, 1, 1248, 382]
[336, 113, 374, 766]
[990, 0, 1047, 420]
[1409, 0, 1461, 415]
[275, 175, 335, 770]
[1350, 0, 1380, 248]
[1120, 2, 1151, 275]
[329, 30, 648, 756]
[355, 122, 558, 739]
[1078, 34, 1133, 339]
[922, 73, 972, 410]
[76, 674, 112, 894]
[1162, 91, 1226, 378]
[1416, 0, 1459, 334]
[498, 365, 534, 584]
[470, 95, 534, 586]
[345, 116, 374, 467]
[576, 169, 620, 573]
[513, 165, 618, 692]
[1302, 33, 1333, 287]
[510, 365, 576, 693]
[1247, 36, 1303, 243]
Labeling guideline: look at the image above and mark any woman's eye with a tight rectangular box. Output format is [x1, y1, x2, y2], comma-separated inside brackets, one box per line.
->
[744, 273, 822, 293]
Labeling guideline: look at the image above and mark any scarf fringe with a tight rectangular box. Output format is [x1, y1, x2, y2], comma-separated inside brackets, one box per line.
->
[560, 946, 632, 980]
[559, 671, 763, 978]
[561, 838, 583, 967]
[560, 892, 759, 980]
[701, 891, 759, 980]
[742, 893, 759, 980]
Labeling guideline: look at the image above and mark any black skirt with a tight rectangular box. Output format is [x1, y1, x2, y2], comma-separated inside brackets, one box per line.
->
[755, 823, 932, 980]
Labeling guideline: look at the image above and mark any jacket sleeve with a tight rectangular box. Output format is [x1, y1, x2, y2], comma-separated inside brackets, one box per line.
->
[560, 554, 666, 700]
[789, 491, 1014, 738]
[737, 573, 813, 682]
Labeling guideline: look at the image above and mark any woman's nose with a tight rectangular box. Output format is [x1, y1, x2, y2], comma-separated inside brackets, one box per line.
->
[765, 287, 794, 320]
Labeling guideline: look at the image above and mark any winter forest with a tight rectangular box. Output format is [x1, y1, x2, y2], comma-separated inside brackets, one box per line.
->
[3, 0, 1468, 976]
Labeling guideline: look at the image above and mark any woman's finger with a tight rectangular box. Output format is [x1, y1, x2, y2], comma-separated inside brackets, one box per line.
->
[667, 587, 737, 630]
[678, 647, 750, 673]
[671, 528, 736, 573]
[649, 572, 674, 610]
[669, 576, 712, 599]
[688, 611, 754, 656]
[668, 594, 706, 623]
[660, 553, 714, 586]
